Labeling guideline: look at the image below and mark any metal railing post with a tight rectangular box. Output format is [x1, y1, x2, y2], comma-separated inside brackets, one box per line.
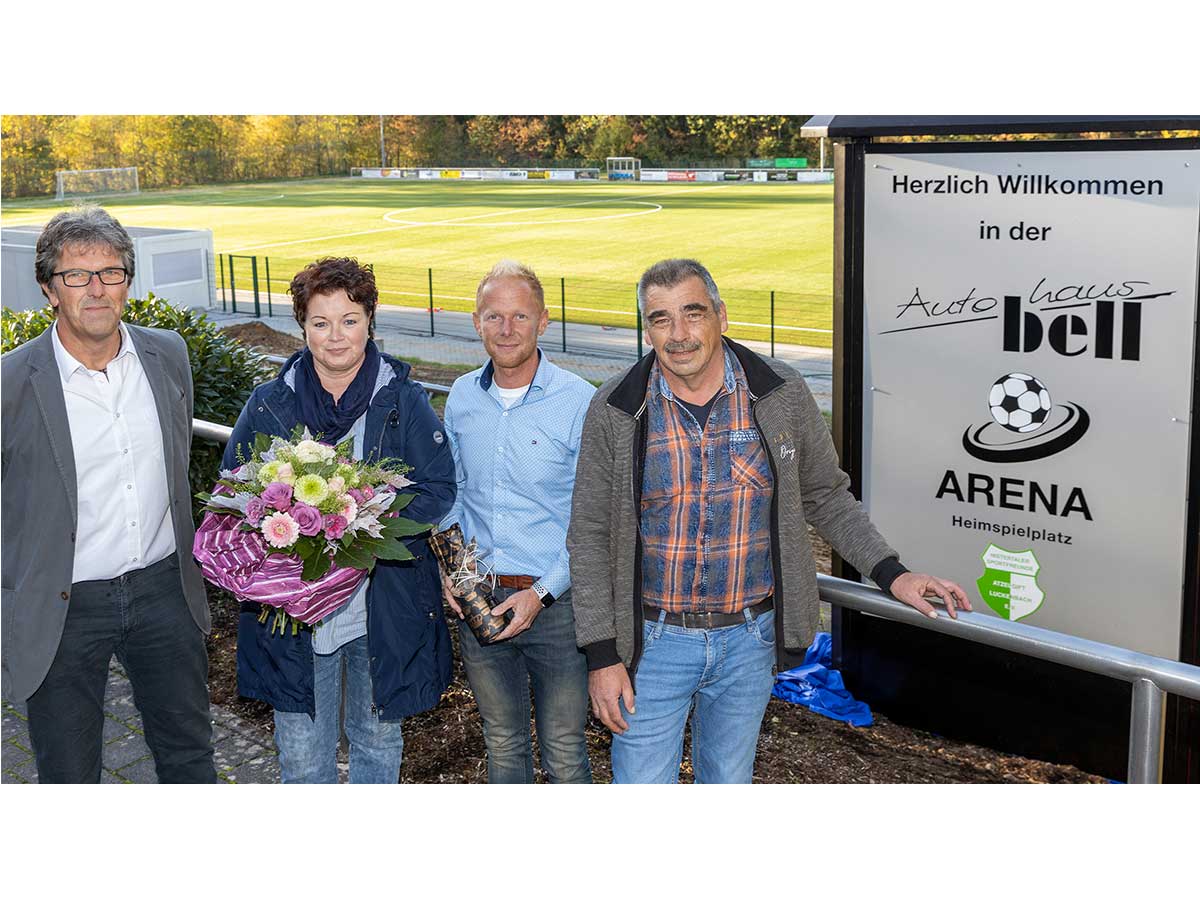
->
[428, 267, 435, 337]
[635, 285, 643, 360]
[218, 253, 226, 311]
[561, 277, 567, 352]
[770, 290, 776, 357]
[264, 256, 273, 317]
[1127, 678, 1165, 783]
[229, 256, 237, 314]
[251, 256, 261, 318]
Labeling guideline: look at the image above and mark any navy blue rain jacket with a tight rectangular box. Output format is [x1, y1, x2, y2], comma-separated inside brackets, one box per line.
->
[220, 351, 456, 720]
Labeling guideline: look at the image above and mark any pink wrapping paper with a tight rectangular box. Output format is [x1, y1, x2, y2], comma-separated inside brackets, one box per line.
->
[193, 512, 365, 625]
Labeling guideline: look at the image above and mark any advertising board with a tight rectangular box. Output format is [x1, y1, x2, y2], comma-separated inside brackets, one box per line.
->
[861, 145, 1200, 660]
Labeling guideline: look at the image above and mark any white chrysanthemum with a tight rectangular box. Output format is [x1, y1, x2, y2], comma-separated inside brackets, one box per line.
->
[294, 440, 335, 464]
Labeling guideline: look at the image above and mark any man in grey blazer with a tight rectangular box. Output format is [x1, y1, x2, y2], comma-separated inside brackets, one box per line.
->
[1, 206, 215, 783]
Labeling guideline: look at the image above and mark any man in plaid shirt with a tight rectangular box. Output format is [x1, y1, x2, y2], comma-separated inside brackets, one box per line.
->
[568, 259, 970, 783]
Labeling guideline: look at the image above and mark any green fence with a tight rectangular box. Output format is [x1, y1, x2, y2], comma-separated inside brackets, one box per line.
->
[216, 254, 833, 353]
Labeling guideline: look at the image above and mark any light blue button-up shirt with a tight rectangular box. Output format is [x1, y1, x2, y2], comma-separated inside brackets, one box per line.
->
[440, 351, 595, 598]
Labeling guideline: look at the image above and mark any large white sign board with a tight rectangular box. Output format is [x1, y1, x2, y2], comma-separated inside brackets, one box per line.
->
[862, 147, 1200, 660]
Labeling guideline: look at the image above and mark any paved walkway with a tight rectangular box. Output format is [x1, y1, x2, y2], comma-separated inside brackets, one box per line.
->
[2, 661, 282, 784]
[207, 300, 834, 411]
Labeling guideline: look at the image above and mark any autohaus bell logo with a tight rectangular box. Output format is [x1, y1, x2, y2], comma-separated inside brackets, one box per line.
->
[962, 372, 1090, 463]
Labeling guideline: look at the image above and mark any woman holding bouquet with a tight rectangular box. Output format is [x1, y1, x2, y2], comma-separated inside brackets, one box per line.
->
[221, 257, 456, 783]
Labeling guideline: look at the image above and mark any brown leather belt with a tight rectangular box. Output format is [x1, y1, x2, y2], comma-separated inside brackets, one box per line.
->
[496, 574, 536, 590]
[643, 595, 774, 630]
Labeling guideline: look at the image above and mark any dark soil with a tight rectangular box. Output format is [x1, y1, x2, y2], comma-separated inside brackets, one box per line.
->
[223, 321, 304, 356]
[220, 321, 469, 386]
[206, 323, 1107, 784]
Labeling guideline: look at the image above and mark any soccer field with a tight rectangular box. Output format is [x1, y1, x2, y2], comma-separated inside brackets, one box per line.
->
[1, 177, 835, 346]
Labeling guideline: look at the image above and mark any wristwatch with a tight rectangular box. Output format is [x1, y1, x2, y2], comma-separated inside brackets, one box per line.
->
[532, 582, 556, 608]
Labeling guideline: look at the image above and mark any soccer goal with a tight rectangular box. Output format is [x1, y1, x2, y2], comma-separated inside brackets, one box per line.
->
[55, 166, 140, 201]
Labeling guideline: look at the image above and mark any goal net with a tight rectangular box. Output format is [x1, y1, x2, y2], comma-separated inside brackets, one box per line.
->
[55, 166, 140, 201]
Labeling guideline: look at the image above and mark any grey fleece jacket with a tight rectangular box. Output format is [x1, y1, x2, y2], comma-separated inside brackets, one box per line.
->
[566, 338, 905, 677]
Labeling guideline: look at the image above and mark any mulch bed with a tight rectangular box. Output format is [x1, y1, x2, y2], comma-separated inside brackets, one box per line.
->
[205, 323, 1107, 783]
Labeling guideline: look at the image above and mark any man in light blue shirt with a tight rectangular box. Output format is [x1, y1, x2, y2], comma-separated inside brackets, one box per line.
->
[440, 260, 596, 783]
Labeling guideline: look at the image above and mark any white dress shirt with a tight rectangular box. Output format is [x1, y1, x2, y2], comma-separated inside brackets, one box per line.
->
[51, 321, 176, 583]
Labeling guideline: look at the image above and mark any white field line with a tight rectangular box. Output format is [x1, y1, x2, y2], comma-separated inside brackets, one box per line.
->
[10, 190, 290, 218]
[380, 192, 669, 226]
[205, 193, 286, 205]
[381, 200, 662, 227]
[376, 288, 831, 332]
[227, 208, 426, 252]
[224, 182, 734, 253]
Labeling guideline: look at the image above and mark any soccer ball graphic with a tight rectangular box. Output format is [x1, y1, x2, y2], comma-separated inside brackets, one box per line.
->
[988, 373, 1052, 433]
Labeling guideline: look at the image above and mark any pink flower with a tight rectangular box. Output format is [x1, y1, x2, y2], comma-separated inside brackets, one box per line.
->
[336, 495, 358, 523]
[261, 511, 300, 549]
[261, 482, 293, 511]
[291, 502, 324, 537]
[245, 497, 266, 526]
[361, 485, 375, 501]
[324, 514, 349, 541]
[347, 488, 364, 504]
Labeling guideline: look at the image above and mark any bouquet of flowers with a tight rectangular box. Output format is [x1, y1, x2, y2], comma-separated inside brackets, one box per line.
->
[193, 427, 430, 633]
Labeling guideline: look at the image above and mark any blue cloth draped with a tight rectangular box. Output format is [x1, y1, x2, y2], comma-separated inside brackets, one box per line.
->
[772, 632, 873, 727]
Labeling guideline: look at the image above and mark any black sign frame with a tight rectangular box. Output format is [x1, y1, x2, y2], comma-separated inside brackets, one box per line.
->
[830, 135, 1200, 783]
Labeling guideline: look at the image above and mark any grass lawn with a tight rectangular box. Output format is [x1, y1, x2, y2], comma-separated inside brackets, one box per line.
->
[1, 177, 835, 346]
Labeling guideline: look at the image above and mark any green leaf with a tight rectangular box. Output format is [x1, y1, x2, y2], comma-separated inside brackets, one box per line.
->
[333, 541, 376, 572]
[294, 535, 319, 559]
[381, 517, 432, 539]
[254, 432, 273, 454]
[302, 550, 334, 581]
[388, 492, 415, 511]
[372, 535, 415, 561]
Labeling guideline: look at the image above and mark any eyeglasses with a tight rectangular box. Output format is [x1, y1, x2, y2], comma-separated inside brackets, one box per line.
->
[51, 267, 129, 287]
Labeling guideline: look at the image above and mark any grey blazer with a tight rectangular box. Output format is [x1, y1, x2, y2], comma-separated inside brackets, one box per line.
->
[1, 324, 210, 702]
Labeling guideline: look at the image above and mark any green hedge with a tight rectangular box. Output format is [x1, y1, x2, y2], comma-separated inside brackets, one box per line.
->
[2, 294, 275, 516]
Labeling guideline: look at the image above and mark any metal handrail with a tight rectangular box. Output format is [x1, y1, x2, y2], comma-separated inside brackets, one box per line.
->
[189, 405, 1199, 784]
[817, 575, 1200, 784]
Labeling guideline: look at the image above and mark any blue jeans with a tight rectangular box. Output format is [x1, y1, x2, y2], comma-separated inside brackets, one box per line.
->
[612, 608, 777, 784]
[458, 587, 591, 783]
[273, 635, 403, 784]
